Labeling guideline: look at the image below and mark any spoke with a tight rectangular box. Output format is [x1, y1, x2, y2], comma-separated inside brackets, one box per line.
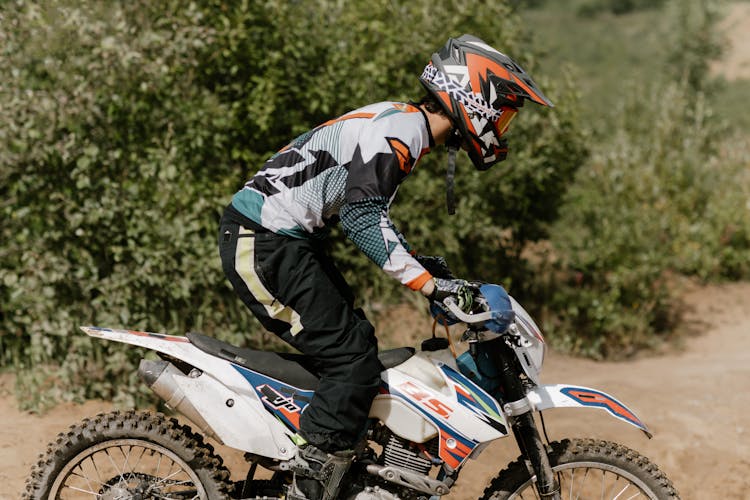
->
[69, 469, 106, 490]
[612, 482, 631, 500]
[90, 454, 104, 485]
[105, 448, 126, 485]
[165, 457, 177, 483]
[131, 445, 148, 472]
[71, 462, 98, 494]
[120, 445, 134, 475]
[575, 467, 590, 500]
[150, 467, 192, 488]
[624, 492, 643, 500]
[601, 470, 606, 500]
[65, 484, 101, 496]
[568, 467, 574, 500]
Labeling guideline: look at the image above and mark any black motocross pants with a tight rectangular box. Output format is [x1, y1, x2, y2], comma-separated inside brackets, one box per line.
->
[218, 214, 383, 452]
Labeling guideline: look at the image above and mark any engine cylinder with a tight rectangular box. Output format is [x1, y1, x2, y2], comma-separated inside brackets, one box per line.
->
[382, 434, 437, 475]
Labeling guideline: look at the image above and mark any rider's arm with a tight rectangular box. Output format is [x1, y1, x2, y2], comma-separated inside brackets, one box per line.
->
[340, 197, 432, 294]
[340, 130, 434, 295]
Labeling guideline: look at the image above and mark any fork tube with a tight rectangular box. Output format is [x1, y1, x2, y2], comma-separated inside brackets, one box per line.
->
[490, 339, 560, 499]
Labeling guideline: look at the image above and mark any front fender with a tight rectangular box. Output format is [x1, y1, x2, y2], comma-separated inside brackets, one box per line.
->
[526, 384, 652, 438]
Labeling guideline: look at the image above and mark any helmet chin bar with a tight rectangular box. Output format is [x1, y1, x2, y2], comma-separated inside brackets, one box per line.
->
[445, 130, 462, 215]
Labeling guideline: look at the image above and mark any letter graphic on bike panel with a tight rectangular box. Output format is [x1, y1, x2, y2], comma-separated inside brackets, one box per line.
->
[383, 380, 478, 469]
[232, 364, 313, 431]
[398, 381, 454, 419]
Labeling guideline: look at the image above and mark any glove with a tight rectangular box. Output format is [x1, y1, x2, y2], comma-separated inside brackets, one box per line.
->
[415, 255, 454, 279]
[429, 277, 476, 311]
[428, 278, 476, 326]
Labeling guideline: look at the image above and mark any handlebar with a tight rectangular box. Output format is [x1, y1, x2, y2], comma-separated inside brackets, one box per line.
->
[442, 296, 494, 324]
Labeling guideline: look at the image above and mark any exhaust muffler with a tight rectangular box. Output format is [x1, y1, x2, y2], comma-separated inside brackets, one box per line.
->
[138, 359, 221, 442]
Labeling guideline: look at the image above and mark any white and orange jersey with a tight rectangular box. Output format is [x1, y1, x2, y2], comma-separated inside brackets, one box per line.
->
[231, 101, 435, 291]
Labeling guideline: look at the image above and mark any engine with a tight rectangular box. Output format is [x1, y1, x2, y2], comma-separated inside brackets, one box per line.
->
[340, 427, 447, 500]
[382, 434, 438, 476]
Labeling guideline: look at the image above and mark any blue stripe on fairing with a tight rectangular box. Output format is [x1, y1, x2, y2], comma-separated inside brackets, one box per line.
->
[439, 364, 503, 418]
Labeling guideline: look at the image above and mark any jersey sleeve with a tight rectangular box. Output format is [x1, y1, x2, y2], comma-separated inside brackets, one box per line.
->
[340, 110, 432, 290]
[340, 197, 431, 291]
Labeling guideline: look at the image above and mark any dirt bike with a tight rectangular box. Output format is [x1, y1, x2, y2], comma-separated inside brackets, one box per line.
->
[24, 283, 680, 499]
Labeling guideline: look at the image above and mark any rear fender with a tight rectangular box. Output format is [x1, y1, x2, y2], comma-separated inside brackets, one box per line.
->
[80, 326, 247, 392]
[81, 326, 296, 457]
[526, 384, 652, 438]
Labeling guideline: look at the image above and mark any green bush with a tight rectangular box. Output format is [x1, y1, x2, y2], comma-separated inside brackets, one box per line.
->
[577, 0, 668, 17]
[543, 80, 750, 358]
[664, 0, 723, 93]
[0, 1, 250, 408]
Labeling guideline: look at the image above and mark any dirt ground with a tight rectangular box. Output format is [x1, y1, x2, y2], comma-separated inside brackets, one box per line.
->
[2, 280, 749, 499]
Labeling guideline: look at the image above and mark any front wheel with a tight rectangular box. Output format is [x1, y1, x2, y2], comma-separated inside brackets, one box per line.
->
[481, 438, 680, 500]
[24, 410, 233, 499]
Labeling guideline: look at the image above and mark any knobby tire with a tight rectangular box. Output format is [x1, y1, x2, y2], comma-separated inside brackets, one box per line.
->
[480, 438, 680, 500]
[23, 409, 233, 499]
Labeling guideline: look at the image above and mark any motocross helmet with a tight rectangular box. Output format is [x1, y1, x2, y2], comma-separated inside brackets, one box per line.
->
[419, 34, 553, 171]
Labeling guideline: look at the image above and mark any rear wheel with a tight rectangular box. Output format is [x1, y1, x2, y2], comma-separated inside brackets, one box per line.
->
[481, 438, 680, 500]
[24, 410, 233, 499]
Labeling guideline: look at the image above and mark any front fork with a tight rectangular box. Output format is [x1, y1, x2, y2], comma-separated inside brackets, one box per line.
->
[485, 338, 560, 499]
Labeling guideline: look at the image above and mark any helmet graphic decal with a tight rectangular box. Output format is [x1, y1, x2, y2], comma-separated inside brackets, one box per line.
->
[421, 64, 502, 121]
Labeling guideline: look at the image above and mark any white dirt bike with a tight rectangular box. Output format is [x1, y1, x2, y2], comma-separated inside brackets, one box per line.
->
[24, 284, 680, 499]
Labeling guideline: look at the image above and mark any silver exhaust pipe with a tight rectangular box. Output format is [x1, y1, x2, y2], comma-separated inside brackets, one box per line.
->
[138, 359, 221, 442]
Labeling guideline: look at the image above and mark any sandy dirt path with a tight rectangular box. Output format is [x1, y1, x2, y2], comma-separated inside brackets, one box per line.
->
[711, 2, 750, 80]
[1, 281, 749, 499]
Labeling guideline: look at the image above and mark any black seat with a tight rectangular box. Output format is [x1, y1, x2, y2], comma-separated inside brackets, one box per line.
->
[377, 346, 415, 369]
[186, 332, 414, 391]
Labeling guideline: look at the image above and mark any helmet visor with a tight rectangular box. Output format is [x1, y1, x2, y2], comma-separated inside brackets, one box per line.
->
[494, 107, 517, 137]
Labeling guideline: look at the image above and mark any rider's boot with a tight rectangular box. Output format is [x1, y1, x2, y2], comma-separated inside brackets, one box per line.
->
[287, 444, 354, 500]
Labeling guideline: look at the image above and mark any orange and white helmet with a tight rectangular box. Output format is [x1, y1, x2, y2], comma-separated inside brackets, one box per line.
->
[420, 35, 553, 170]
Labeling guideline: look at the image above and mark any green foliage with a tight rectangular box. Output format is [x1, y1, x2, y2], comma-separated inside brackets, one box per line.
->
[5, 0, 739, 407]
[0, 1, 265, 408]
[543, 80, 750, 358]
[577, 0, 668, 17]
[0, 0, 588, 409]
[664, 0, 723, 92]
[518, 0, 750, 359]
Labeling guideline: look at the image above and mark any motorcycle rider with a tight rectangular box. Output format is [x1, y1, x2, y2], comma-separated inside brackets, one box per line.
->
[218, 34, 552, 499]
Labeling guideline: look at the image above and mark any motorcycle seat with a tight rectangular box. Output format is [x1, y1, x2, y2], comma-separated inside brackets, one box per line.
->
[186, 332, 414, 391]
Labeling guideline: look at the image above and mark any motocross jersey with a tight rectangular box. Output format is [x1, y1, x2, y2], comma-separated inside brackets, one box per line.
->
[231, 101, 434, 291]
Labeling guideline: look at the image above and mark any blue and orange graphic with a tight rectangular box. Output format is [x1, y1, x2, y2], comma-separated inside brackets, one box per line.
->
[439, 364, 507, 434]
[560, 386, 649, 433]
[232, 365, 313, 431]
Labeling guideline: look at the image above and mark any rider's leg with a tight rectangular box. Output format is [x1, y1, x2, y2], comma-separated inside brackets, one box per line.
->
[218, 221, 382, 452]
